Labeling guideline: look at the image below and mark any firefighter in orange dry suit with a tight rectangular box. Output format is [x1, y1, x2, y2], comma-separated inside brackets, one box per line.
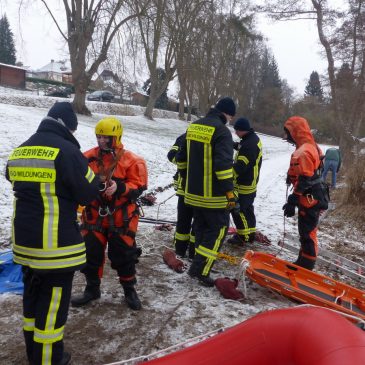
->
[283, 116, 329, 271]
[71, 117, 148, 310]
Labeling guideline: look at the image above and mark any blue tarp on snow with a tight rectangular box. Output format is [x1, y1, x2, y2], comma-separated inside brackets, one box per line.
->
[0, 250, 23, 294]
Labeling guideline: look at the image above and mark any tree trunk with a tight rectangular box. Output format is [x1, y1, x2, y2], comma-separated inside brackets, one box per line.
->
[187, 105, 192, 121]
[73, 85, 90, 116]
[144, 96, 157, 119]
[178, 86, 186, 120]
[178, 73, 186, 120]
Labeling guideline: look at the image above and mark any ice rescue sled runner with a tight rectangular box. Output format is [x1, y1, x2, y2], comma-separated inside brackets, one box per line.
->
[243, 250, 365, 321]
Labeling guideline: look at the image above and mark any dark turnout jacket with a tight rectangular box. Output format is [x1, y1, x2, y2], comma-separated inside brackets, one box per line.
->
[6, 118, 100, 272]
[176, 108, 234, 209]
[233, 129, 262, 194]
[167, 133, 186, 196]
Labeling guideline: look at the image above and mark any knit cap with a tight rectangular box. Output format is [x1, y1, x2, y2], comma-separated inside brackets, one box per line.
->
[47, 102, 78, 131]
[215, 97, 236, 116]
[234, 117, 251, 131]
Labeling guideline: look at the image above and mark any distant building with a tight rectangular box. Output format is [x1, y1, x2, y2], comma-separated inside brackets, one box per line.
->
[167, 97, 179, 112]
[130, 91, 149, 107]
[99, 69, 120, 84]
[0, 62, 26, 89]
[32, 59, 72, 84]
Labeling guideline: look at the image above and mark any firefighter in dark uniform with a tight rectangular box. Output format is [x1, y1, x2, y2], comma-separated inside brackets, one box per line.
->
[167, 133, 195, 259]
[71, 117, 148, 310]
[177, 97, 236, 286]
[283, 116, 329, 270]
[6, 102, 100, 365]
[227, 118, 262, 244]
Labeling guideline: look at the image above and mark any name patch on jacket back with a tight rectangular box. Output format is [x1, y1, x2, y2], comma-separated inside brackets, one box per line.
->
[187, 124, 215, 144]
[8, 146, 59, 182]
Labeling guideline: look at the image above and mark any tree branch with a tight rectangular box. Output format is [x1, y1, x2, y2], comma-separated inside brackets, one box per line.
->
[40, 0, 68, 41]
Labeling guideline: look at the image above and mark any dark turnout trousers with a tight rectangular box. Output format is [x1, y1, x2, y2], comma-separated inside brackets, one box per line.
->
[230, 193, 257, 242]
[174, 195, 195, 257]
[189, 208, 229, 277]
[22, 268, 74, 365]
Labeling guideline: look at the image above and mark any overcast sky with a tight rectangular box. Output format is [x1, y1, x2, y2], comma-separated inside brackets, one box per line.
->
[2, 1, 328, 95]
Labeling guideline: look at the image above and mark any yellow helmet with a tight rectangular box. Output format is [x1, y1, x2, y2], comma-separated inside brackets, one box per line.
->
[95, 117, 123, 148]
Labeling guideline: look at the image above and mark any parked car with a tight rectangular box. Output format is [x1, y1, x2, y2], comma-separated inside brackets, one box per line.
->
[87, 90, 114, 102]
[45, 87, 72, 98]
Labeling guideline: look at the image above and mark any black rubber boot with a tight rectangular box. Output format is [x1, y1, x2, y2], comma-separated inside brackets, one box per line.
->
[55, 351, 71, 365]
[188, 242, 195, 261]
[122, 283, 142, 310]
[71, 277, 101, 307]
[226, 234, 245, 245]
[29, 351, 71, 365]
[293, 256, 316, 271]
[187, 264, 215, 287]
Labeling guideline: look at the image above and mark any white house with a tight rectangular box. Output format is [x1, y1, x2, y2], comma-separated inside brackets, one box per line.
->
[33, 60, 72, 83]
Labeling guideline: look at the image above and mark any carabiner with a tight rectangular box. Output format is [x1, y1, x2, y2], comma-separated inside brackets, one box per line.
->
[99, 182, 107, 192]
[98, 206, 109, 217]
[306, 194, 314, 204]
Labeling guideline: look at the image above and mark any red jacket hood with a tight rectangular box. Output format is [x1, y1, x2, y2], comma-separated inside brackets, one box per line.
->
[284, 116, 315, 147]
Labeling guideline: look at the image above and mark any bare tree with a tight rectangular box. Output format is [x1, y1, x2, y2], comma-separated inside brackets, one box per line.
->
[38, 0, 150, 114]
[259, 0, 365, 150]
[130, 0, 176, 119]
[164, 0, 210, 119]
[186, 2, 261, 114]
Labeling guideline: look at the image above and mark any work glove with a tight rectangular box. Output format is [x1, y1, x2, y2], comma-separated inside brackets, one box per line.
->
[282, 193, 298, 217]
[282, 203, 296, 217]
[226, 191, 237, 210]
[287, 193, 299, 206]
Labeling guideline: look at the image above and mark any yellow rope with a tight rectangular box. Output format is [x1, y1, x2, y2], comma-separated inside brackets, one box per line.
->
[217, 252, 242, 265]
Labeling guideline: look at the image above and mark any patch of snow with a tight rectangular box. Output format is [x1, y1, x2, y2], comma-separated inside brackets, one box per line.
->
[0, 89, 363, 365]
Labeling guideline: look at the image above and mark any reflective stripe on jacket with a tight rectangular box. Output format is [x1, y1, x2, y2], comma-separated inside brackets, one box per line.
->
[176, 108, 233, 209]
[167, 133, 186, 196]
[233, 130, 262, 194]
[6, 118, 100, 272]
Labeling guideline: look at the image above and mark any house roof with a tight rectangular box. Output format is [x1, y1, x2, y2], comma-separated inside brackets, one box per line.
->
[0, 62, 27, 71]
[99, 69, 121, 83]
[100, 69, 115, 77]
[36, 60, 71, 73]
[131, 91, 148, 97]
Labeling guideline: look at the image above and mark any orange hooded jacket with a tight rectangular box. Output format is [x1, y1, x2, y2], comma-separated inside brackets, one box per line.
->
[284, 116, 323, 208]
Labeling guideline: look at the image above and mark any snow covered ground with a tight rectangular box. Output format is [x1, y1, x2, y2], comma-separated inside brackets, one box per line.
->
[0, 89, 364, 365]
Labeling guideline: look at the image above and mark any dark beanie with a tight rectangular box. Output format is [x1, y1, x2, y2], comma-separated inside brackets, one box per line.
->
[215, 97, 236, 116]
[234, 117, 251, 131]
[47, 102, 78, 131]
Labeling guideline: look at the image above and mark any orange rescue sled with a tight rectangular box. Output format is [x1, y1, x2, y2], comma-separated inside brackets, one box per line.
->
[243, 250, 365, 321]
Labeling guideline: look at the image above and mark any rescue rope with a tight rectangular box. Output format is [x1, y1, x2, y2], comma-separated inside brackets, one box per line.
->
[298, 304, 365, 328]
[236, 258, 250, 298]
[104, 296, 288, 365]
[156, 192, 176, 224]
[334, 289, 346, 304]
[275, 184, 290, 258]
[105, 326, 227, 365]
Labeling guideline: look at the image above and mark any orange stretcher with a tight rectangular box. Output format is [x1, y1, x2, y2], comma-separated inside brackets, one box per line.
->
[243, 250, 365, 321]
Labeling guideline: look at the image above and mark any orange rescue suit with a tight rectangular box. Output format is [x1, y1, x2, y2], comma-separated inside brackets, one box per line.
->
[81, 144, 147, 280]
[284, 116, 323, 269]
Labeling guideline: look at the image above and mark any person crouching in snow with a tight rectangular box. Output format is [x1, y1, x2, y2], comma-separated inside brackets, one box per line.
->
[283, 116, 329, 270]
[71, 117, 148, 310]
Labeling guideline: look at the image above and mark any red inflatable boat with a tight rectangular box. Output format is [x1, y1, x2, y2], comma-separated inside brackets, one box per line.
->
[144, 306, 365, 365]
